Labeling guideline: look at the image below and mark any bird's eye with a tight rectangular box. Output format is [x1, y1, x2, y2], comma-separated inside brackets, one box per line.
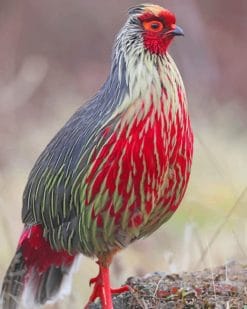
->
[143, 20, 164, 32]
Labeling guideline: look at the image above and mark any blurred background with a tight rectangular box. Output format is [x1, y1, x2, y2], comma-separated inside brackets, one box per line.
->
[0, 0, 247, 308]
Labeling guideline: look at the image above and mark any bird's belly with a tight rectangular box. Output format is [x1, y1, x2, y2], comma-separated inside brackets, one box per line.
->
[80, 106, 192, 256]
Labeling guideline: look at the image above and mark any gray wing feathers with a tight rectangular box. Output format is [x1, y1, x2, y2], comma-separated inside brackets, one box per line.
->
[22, 60, 128, 243]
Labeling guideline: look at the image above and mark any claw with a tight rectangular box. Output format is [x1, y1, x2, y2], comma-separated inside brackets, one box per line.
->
[111, 285, 130, 294]
[89, 275, 98, 286]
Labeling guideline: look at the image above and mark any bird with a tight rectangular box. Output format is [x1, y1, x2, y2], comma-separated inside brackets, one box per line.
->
[1, 3, 193, 309]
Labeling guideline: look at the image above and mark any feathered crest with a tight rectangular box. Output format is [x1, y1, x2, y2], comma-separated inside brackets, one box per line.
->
[128, 4, 146, 16]
[128, 3, 165, 16]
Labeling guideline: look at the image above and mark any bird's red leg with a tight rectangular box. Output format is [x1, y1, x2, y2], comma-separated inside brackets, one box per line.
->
[85, 260, 129, 309]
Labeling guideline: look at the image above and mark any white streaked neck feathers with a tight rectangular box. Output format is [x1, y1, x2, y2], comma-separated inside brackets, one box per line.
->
[108, 50, 187, 127]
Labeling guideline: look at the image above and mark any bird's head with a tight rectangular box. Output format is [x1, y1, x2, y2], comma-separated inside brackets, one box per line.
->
[117, 3, 184, 56]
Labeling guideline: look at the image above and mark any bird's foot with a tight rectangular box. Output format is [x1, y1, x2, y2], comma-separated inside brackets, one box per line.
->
[89, 276, 129, 294]
[85, 265, 129, 309]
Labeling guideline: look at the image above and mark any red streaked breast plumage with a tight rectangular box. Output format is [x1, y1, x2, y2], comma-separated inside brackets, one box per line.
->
[84, 79, 193, 239]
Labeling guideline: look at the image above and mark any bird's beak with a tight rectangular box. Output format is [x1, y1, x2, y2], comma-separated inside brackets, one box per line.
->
[167, 25, 184, 37]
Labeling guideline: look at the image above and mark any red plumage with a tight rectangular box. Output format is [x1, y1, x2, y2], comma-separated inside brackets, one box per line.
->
[19, 225, 74, 274]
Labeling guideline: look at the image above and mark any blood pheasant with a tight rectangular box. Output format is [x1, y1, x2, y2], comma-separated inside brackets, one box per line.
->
[1, 4, 193, 309]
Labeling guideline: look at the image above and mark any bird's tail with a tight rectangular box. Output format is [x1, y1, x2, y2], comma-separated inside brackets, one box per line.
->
[1, 225, 79, 309]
